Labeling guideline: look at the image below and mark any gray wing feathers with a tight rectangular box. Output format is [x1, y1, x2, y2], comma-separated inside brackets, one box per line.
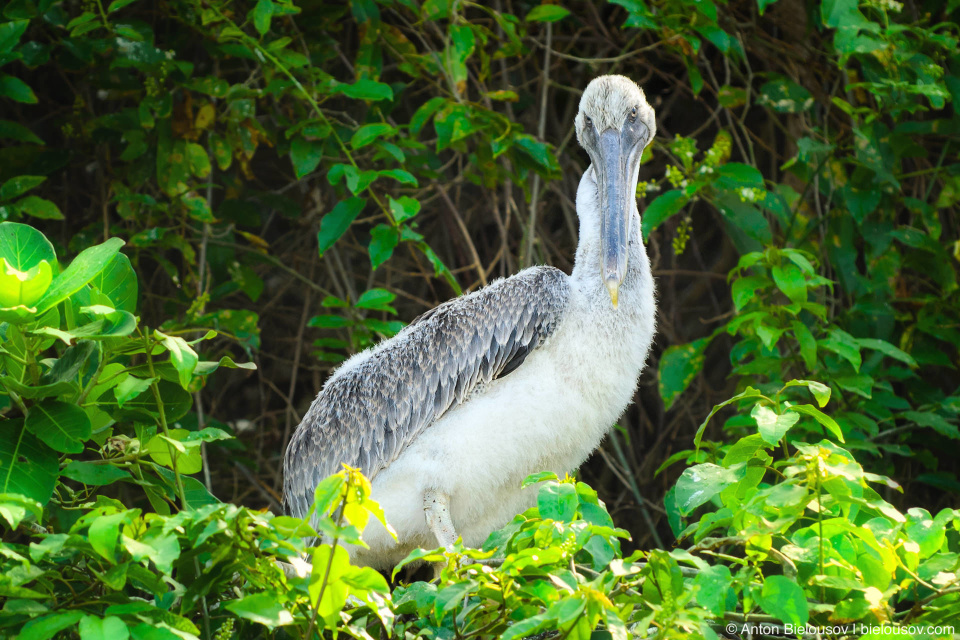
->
[283, 266, 569, 520]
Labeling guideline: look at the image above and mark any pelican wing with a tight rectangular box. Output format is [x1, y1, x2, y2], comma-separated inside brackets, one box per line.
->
[283, 266, 570, 520]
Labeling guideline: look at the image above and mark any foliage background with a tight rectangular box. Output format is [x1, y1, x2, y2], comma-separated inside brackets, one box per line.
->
[2, 0, 960, 636]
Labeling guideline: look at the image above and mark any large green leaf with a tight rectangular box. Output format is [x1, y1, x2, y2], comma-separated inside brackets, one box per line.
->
[34, 237, 126, 313]
[752, 404, 800, 445]
[0, 73, 37, 103]
[78, 615, 130, 640]
[225, 594, 294, 629]
[290, 138, 323, 179]
[758, 575, 809, 626]
[0, 175, 45, 201]
[674, 463, 745, 515]
[0, 221, 56, 271]
[16, 611, 84, 640]
[525, 5, 571, 21]
[641, 190, 687, 241]
[25, 400, 93, 453]
[145, 428, 203, 474]
[155, 330, 198, 389]
[61, 461, 131, 487]
[318, 198, 364, 255]
[537, 482, 578, 521]
[89, 253, 138, 313]
[0, 419, 58, 505]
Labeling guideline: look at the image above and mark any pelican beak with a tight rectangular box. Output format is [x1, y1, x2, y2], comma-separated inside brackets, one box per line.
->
[596, 128, 630, 309]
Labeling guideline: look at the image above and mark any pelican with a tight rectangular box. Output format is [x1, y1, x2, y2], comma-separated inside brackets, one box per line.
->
[284, 75, 657, 570]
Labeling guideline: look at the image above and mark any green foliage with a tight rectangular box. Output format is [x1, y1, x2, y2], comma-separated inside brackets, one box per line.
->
[0, 222, 254, 514]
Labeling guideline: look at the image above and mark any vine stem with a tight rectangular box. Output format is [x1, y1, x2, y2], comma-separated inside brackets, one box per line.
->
[303, 478, 350, 640]
[142, 329, 189, 510]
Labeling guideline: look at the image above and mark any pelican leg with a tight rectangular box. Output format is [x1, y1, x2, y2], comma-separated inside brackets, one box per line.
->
[423, 489, 457, 549]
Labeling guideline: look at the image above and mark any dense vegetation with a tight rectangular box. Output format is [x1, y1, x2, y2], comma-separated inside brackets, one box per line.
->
[1, 0, 959, 637]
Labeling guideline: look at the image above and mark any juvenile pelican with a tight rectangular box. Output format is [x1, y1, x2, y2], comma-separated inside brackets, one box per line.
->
[284, 75, 657, 569]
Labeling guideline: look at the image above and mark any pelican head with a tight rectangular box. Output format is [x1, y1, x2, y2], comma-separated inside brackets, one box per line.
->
[575, 75, 656, 307]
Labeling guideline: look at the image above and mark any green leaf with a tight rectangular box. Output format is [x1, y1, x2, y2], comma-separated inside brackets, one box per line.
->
[857, 338, 916, 367]
[758, 75, 813, 112]
[659, 334, 713, 410]
[351, 123, 396, 149]
[225, 594, 294, 629]
[318, 198, 364, 255]
[537, 482, 578, 521]
[15, 196, 63, 220]
[0, 175, 45, 200]
[369, 224, 399, 269]
[525, 5, 571, 21]
[388, 195, 420, 223]
[106, 0, 139, 12]
[252, 0, 273, 35]
[903, 411, 959, 439]
[791, 320, 817, 370]
[715, 162, 764, 190]
[0, 119, 44, 144]
[356, 288, 396, 312]
[88, 511, 127, 561]
[819, 329, 861, 372]
[731, 275, 767, 311]
[145, 429, 203, 474]
[0, 73, 37, 103]
[789, 404, 845, 441]
[41, 340, 96, 385]
[34, 237, 126, 314]
[335, 79, 393, 102]
[61, 461, 130, 486]
[0, 256, 51, 309]
[185, 142, 211, 179]
[154, 330, 198, 389]
[0, 20, 29, 54]
[379, 168, 418, 186]
[0, 420, 58, 505]
[78, 615, 129, 640]
[0, 492, 43, 529]
[410, 96, 446, 135]
[641, 190, 687, 241]
[513, 134, 559, 175]
[752, 404, 800, 445]
[783, 379, 831, 407]
[522, 471, 559, 488]
[771, 262, 806, 303]
[290, 137, 323, 179]
[114, 375, 155, 408]
[694, 564, 732, 615]
[759, 575, 809, 626]
[0, 222, 55, 275]
[25, 400, 92, 454]
[17, 611, 84, 640]
[90, 253, 138, 313]
[674, 463, 745, 515]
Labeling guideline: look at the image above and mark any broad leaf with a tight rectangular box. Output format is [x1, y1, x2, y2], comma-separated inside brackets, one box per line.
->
[0, 419, 58, 506]
[25, 400, 92, 454]
[318, 198, 364, 255]
[34, 238, 126, 313]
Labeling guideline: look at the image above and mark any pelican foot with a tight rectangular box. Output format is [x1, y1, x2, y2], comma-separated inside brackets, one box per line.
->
[423, 489, 458, 549]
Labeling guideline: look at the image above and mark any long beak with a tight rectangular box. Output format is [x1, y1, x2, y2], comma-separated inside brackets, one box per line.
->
[596, 128, 630, 308]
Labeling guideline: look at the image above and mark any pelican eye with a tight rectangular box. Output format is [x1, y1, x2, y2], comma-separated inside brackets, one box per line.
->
[584, 115, 592, 127]
[629, 107, 638, 122]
